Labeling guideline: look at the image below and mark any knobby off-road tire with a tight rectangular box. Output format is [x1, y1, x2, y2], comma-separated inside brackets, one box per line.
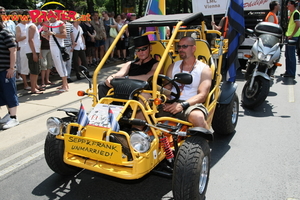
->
[212, 93, 239, 135]
[242, 76, 270, 109]
[44, 133, 82, 176]
[172, 136, 210, 200]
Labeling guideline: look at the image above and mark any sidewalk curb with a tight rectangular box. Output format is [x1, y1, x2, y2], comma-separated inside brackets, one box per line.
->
[15, 60, 124, 92]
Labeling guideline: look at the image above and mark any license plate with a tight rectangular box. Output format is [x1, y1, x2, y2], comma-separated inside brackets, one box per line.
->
[64, 134, 122, 163]
[88, 104, 124, 128]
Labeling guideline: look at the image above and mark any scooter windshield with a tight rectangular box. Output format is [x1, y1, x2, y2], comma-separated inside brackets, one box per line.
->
[258, 34, 280, 48]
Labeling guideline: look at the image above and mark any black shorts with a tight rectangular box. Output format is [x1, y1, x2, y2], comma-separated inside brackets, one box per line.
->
[85, 46, 94, 57]
[26, 53, 40, 75]
[116, 39, 126, 50]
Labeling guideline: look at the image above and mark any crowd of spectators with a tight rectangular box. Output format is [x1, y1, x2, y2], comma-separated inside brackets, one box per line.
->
[1, 8, 141, 88]
[0, 6, 142, 129]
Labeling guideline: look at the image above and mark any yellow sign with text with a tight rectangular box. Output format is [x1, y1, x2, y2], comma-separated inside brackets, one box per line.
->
[64, 134, 122, 163]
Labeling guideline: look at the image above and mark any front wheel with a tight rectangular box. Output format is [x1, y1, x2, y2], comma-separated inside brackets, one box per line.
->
[44, 133, 82, 176]
[242, 76, 270, 109]
[172, 136, 210, 200]
[212, 93, 239, 135]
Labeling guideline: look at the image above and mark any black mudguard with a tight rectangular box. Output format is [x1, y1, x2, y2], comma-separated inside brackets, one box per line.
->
[218, 81, 238, 104]
[57, 108, 79, 116]
[187, 127, 214, 141]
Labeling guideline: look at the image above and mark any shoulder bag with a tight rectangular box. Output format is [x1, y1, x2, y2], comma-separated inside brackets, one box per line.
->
[109, 18, 118, 38]
[51, 28, 70, 61]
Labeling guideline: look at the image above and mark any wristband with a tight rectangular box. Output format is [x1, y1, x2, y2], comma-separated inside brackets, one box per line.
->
[180, 101, 190, 110]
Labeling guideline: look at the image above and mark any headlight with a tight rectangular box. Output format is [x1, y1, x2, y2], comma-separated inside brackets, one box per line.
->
[257, 52, 264, 60]
[130, 131, 151, 153]
[265, 55, 271, 62]
[258, 52, 271, 62]
[47, 117, 62, 135]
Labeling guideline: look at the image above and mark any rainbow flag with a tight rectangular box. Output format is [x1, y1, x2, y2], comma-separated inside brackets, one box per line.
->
[145, 0, 166, 40]
[148, 0, 165, 15]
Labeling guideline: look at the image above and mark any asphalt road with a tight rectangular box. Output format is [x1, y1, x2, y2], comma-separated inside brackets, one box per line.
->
[0, 52, 299, 200]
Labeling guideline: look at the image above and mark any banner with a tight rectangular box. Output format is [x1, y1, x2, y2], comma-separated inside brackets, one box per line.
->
[192, 0, 270, 15]
[192, 0, 229, 15]
[243, 0, 269, 11]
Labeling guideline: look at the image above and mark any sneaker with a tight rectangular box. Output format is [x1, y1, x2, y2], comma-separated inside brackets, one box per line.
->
[15, 77, 23, 82]
[2, 118, 19, 129]
[0, 113, 10, 123]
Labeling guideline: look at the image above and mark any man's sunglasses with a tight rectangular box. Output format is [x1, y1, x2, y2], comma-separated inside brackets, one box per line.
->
[135, 46, 149, 52]
[177, 44, 194, 49]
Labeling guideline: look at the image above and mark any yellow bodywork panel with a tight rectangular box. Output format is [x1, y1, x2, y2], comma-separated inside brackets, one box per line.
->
[81, 125, 107, 140]
[64, 134, 123, 164]
[63, 132, 166, 179]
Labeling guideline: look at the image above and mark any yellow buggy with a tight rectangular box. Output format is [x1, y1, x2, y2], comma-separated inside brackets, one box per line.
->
[44, 12, 238, 200]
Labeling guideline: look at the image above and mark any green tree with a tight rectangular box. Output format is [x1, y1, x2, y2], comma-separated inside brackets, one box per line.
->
[1, 0, 34, 9]
[166, 0, 192, 14]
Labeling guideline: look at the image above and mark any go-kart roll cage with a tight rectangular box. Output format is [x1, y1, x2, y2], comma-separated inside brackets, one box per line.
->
[87, 12, 228, 125]
[46, 13, 230, 182]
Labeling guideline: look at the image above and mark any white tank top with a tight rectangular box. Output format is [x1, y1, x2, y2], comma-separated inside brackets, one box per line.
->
[16, 23, 28, 47]
[49, 20, 64, 47]
[24, 22, 41, 54]
[171, 60, 206, 100]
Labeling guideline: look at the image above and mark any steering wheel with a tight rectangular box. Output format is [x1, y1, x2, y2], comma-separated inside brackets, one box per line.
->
[147, 74, 180, 104]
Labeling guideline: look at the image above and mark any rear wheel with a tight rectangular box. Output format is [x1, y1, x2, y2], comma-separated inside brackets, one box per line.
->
[242, 76, 270, 109]
[212, 93, 239, 135]
[172, 136, 210, 200]
[44, 133, 82, 176]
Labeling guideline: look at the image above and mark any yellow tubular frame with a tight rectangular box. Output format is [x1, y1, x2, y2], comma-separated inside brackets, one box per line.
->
[59, 17, 229, 179]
